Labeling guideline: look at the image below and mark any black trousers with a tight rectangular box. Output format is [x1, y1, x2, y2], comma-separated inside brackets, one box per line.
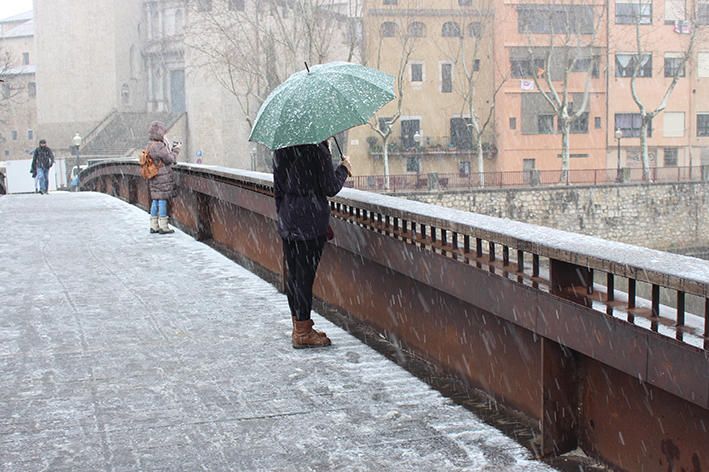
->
[283, 237, 326, 321]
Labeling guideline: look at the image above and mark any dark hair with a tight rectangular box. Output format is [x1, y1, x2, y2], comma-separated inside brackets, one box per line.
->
[39, 139, 47, 144]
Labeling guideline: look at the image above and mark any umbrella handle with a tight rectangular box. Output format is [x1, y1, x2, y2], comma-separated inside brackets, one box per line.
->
[333, 136, 344, 160]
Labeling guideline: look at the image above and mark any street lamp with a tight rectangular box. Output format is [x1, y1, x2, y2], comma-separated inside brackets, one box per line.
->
[413, 131, 422, 181]
[72, 132, 82, 191]
[614, 128, 623, 183]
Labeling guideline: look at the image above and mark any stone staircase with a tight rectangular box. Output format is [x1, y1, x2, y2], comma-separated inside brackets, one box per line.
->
[81, 112, 181, 158]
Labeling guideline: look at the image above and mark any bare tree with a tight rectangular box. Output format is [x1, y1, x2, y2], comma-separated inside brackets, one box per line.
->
[440, 1, 504, 186]
[522, 0, 605, 183]
[0, 48, 25, 142]
[624, 1, 698, 181]
[367, 14, 417, 191]
[185, 0, 362, 128]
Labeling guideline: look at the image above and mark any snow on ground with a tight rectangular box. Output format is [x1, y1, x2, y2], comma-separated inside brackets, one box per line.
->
[0, 192, 555, 471]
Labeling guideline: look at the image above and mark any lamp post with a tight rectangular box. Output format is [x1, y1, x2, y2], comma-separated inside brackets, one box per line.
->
[614, 128, 623, 183]
[72, 132, 82, 191]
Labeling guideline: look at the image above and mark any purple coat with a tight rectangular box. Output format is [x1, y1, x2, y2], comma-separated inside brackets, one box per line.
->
[146, 122, 179, 200]
[273, 142, 349, 240]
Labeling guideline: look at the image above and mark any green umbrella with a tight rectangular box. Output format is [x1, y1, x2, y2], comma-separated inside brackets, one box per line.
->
[249, 62, 395, 150]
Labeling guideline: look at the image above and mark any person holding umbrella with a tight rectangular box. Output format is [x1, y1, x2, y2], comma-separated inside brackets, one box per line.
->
[250, 61, 395, 349]
[273, 141, 351, 348]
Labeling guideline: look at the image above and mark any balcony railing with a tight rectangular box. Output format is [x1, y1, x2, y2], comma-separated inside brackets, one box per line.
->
[366, 135, 497, 158]
[349, 165, 709, 193]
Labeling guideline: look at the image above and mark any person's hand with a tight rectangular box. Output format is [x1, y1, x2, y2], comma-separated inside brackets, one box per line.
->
[340, 156, 352, 177]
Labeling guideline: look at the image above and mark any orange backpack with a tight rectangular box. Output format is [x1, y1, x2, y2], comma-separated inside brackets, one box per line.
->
[139, 146, 161, 180]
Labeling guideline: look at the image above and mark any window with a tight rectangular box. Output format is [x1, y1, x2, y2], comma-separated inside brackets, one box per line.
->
[383, 0, 397, 4]
[663, 112, 685, 137]
[665, 0, 686, 22]
[594, 117, 602, 129]
[698, 52, 709, 77]
[378, 117, 392, 133]
[616, 0, 652, 24]
[196, 0, 212, 11]
[468, 22, 481, 38]
[616, 113, 652, 137]
[408, 22, 426, 37]
[411, 63, 423, 82]
[27, 129, 33, 140]
[28, 82, 36, 98]
[517, 5, 595, 34]
[380, 22, 398, 37]
[441, 63, 452, 93]
[616, 53, 652, 77]
[663, 148, 679, 166]
[400, 119, 420, 149]
[570, 56, 600, 78]
[699, 0, 709, 24]
[509, 117, 517, 130]
[406, 156, 420, 172]
[473, 59, 480, 72]
[510, 57, 545, 78]
[22, 52, 29, 65]
[459, 0, 472, 5]
[538, 114, 555, 134]
[442, 22, 462, 37]
[3, 150, 8, 157]
[697, 114, 709, 136]
[228, 0, 245, 10]
[11, 130, 17, 140]
[450, 117, 473, 149]
[1, 83, 9, 98]
[459, 161, 471, 177]
[664, 53, 685, 77]
[570, 113, 590, 133]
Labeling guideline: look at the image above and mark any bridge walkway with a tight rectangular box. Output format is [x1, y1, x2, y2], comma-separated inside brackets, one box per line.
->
[0, 192, 554, 471]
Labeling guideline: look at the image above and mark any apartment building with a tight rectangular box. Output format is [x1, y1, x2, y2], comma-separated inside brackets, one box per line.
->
[608, 0, 709, 173]
[349, 0, 496, 177]
[355, 0, 709, 177]
[0, 11, 37, 161]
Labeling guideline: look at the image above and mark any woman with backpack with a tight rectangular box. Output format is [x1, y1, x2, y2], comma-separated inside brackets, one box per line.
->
[146, 121, 181, 234]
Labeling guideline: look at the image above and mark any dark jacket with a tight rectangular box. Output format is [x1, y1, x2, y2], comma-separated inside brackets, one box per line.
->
[146, 122, 179, 200]
[30, 146, 54, 176]
[273, 142, 349, 240]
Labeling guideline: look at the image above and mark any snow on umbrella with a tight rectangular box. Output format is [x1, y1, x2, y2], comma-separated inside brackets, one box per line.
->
[249, 61, 395, 150]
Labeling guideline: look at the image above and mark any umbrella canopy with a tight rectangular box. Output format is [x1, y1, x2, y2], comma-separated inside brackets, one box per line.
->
[249, 62, 395, 150]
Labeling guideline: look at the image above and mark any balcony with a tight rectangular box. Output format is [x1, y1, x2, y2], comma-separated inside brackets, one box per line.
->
[366, 135, 497, 159]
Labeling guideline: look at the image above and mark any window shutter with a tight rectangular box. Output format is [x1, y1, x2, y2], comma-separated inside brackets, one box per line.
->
[663, 112, 685, 137]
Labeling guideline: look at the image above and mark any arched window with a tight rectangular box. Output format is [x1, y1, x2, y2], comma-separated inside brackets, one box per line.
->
[380, 22, 398, 37]
[407, 22, 426, 37]
[174, 10, 184, 33]
[442, 21, 461, 37]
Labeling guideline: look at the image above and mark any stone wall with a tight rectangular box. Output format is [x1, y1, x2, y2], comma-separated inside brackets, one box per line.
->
[403, 182, 709, 252]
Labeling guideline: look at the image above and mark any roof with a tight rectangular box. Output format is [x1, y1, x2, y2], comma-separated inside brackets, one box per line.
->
[1, 19, 33, 38]
[0, 10, 32, 23]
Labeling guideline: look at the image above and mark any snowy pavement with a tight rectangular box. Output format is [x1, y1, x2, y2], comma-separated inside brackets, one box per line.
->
[0, 192, 555, 471]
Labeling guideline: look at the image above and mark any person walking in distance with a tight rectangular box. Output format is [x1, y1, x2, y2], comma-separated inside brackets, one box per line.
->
[30, 139, 54, 194]
[146, 121, 181, 234]
[273, 140, 352, 348]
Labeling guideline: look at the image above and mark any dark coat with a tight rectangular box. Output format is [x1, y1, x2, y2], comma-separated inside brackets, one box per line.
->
[273, 142, 349, 241]
[30, 146, 55, 176]
[146, 123, 179, 200]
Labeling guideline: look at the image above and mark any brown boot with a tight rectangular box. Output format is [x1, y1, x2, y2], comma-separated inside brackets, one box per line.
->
[292, 316, 327, 338]
[292, 319, 331, 349]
